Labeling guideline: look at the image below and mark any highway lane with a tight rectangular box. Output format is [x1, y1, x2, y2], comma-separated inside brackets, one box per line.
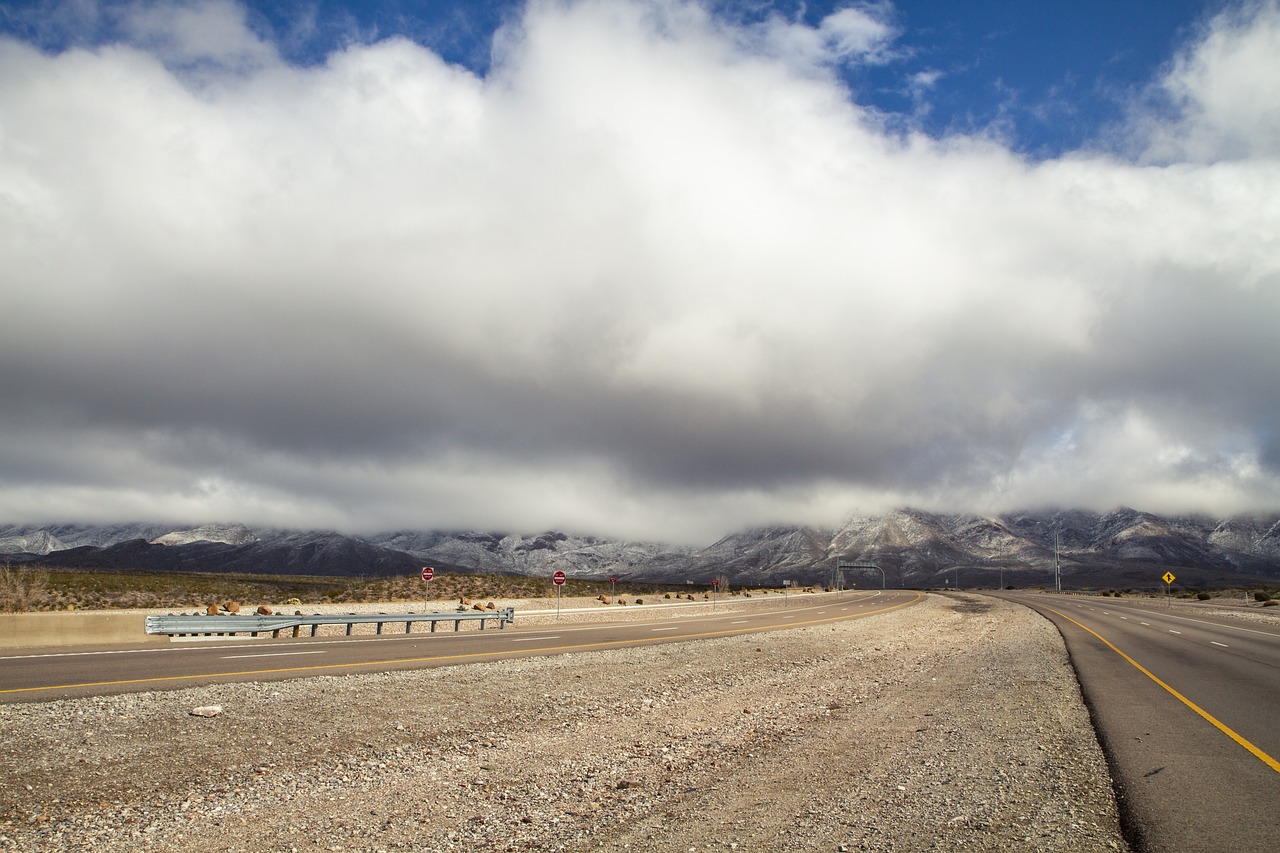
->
[1001, 592, 1280, 853]
[0, 590, 923, 703]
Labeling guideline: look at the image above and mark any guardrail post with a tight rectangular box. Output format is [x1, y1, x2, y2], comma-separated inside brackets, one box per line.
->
[146, 609, 519, 639]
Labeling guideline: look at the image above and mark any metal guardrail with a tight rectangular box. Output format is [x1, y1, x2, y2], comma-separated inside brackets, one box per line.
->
[145, 608, 516, 639]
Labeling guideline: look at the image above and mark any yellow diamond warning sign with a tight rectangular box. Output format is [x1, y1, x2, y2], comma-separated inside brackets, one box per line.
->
[1162, 571, 1176, 584]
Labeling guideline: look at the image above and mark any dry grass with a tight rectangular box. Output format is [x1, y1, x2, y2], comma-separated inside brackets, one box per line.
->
[0, 566, 733, 612]
[0, 563, 50, 612]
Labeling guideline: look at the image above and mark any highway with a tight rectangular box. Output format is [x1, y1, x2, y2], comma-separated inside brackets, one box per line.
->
[1001, 592, 1280, 853]
[0, 590, 922, 703]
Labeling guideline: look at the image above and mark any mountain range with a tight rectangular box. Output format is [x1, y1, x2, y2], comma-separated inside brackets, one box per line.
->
[3, 508, 1279, 590]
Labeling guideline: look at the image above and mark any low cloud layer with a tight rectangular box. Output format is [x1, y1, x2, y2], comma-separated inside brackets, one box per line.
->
[2, 0, 1279, 543]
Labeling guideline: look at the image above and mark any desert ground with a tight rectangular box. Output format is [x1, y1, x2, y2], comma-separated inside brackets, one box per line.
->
[1, 592, 1129, 851]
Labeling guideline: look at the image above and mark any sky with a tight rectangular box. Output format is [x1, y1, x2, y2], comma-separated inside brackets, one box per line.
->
[1, 0, 1278, 544]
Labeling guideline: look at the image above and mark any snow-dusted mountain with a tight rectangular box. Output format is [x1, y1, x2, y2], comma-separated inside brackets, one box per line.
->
[3, 507, 1278, 588]
[150, 523, 260, 547]
[0, 523, 171, 555]
[365, 530, 694, 577]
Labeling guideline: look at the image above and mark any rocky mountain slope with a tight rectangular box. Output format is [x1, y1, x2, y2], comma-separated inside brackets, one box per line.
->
[2, 507, 1278, 589]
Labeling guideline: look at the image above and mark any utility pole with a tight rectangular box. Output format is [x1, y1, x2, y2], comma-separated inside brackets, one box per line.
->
[1054, 530, 1061, 592]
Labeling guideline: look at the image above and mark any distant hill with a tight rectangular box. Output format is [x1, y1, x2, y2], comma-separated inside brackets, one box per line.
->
[2, 507, 1278, 589]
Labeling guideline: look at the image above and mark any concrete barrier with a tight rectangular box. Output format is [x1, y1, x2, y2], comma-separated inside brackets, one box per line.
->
[0, 611, 166, 649]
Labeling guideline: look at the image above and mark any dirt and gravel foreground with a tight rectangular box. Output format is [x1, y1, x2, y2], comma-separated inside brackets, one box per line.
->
[1, 593, 1128, 852]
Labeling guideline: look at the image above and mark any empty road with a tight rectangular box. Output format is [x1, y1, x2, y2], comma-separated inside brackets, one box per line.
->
[1002, 592, 1280, 853]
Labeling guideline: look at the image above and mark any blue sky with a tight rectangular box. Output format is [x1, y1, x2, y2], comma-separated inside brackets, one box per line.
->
[1, 0, 1234, 155]
[1, 1, 1278, 541]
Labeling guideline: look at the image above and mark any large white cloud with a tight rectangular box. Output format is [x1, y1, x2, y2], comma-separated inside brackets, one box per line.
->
[1, 0, 1278, 542]
[1134, 0, 1280, 162]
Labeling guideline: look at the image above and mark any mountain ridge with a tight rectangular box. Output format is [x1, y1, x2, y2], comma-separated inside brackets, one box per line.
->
[2, 507, 1278, 589]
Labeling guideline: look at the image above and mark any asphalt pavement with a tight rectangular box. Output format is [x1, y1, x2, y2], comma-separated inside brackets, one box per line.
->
[0, 590, 922, 702]
[1001, 592, 1280, 853]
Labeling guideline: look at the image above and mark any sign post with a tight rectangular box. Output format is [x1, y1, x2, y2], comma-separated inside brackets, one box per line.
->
[609, 575, 617, 599]
[553, 570, 566, 618]
[421, 566, 434, 609]
[1162, 570, 1175, 603]
[710, 577, 718, 610]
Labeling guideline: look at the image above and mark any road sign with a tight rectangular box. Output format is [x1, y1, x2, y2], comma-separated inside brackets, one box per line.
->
[421, 566, 434, 582]
[710, 579, 719, 587]
[553, 571, 566, 586]
[1162, 571, 1176, 584]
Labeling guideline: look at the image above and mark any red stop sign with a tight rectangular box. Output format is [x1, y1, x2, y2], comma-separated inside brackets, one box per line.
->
[553, 571, 566, 586]
[421, 566, 434, 581]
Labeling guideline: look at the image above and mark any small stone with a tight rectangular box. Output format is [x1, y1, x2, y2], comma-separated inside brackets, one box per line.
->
[190, 705, 223, 718]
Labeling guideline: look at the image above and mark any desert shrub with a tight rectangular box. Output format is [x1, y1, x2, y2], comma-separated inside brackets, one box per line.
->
[1254, 591, 1272, 602]
[1196, 592, 1212, 600]
[0, 564, 51, 612]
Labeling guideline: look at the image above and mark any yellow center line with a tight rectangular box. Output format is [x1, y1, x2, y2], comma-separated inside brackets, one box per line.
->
[2, 593, 923, 697]
[1043, 603, 1280, 774]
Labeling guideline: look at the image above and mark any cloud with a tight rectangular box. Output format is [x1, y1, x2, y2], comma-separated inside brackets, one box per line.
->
[1, 0, 1279, 542]
[116, 0, 277, 73]
[1130, 0, 1280, 162]
[752, 1, 898, 69]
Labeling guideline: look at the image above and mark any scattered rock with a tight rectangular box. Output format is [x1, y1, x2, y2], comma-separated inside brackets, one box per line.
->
[3, 594, 1129, 853]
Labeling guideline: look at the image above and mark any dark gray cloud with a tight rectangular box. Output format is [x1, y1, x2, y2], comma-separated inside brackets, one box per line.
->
[1, 0, 1279, 543]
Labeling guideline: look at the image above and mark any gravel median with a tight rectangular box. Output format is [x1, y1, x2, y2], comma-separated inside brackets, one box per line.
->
[0, 592, 1127, 851]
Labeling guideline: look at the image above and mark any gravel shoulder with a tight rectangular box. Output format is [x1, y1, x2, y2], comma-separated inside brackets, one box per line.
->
[0, 592, 1128, 852]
